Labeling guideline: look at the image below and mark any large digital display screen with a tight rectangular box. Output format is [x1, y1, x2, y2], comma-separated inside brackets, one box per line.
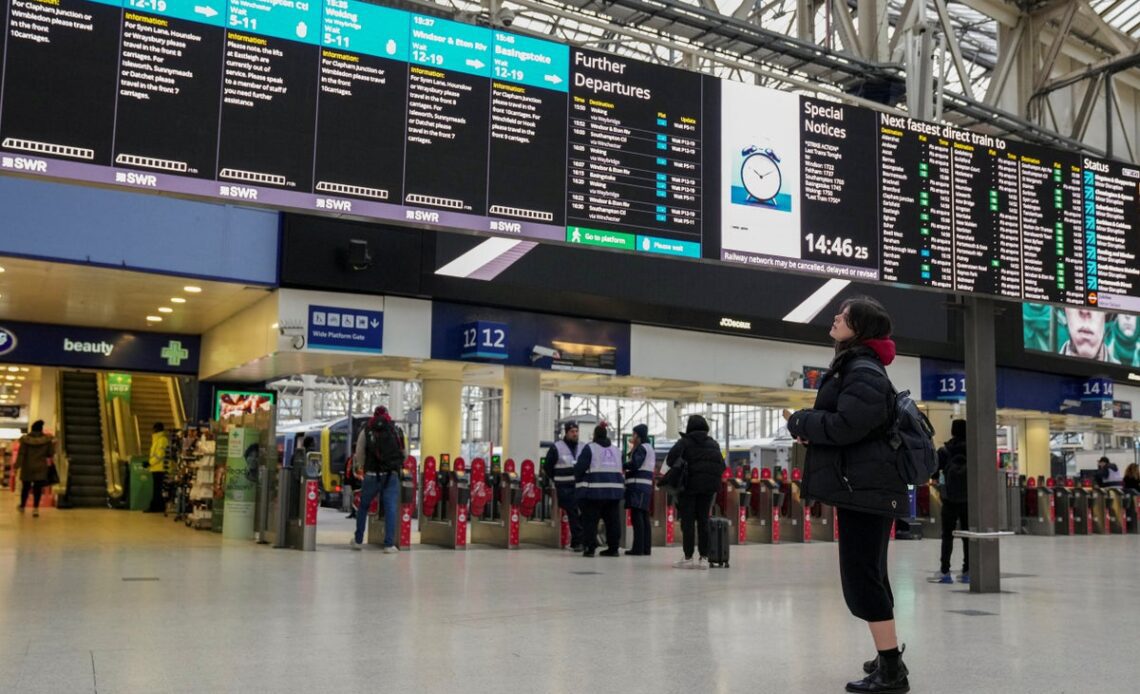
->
[1023, 303, 1140, 367]
[1, 0, 1138, 308]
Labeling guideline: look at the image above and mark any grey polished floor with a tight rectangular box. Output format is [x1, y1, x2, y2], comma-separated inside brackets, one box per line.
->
[0, 499, 1133, 693]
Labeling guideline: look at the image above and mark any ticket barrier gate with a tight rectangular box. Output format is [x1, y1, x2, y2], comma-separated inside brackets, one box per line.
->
[1002, 472, 1023, 533]
[810, 501, 839, 541]
[650, 480, 678, 547]
[469, 457, 523, 548]
[916, 482, 943, 539]
[1086, 482, 1110, 535]
[714, 468, 750, 544]
[1123, 492, 1140, 534]
[1102, 488, 1126, 534]
[366, 457, 418, 549]
[271, 451, 322, 551]
[1021, 476, 1055, 536]
[1052, 478, 1076, 535]
[420, 456, 469, 549]
[780, 468, 811, 543]
[1070, 480, 1094, 535]
[518, 461, 564, 548]
[745, 468, 783, 544]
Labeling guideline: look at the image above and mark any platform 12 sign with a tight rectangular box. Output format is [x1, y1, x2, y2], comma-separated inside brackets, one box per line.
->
[460, 321, 509, 360]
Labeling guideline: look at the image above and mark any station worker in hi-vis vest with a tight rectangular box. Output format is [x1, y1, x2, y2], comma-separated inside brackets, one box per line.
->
[624, 424, 654, 557]
[542, 421, 584, 551]
[573, 423, 624, 557]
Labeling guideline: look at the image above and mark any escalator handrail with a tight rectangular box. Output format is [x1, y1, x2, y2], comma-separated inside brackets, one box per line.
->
[96, 374, 121, 500]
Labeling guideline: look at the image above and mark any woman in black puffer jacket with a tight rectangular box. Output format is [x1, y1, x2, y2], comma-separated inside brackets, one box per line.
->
[664, 415, 725, 570]
[786, 296, 910, 694]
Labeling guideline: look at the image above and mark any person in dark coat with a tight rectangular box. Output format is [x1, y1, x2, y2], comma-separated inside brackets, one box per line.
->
[624, 424, 654, 556]
[16, 420, 55, 517]
[665, 415, 725, 570]
[786, 296, 911, 694]
[934, 419, 969, 584]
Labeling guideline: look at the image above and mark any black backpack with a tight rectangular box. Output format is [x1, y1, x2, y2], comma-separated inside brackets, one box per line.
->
[849, 358, 938, 485]
[365, 421, 405, 473]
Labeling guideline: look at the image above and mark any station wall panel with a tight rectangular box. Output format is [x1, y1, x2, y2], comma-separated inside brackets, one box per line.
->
[0, 177, 279, 284]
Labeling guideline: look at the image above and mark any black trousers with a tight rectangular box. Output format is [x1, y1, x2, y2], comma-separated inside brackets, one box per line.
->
[557, 488, 583, 547]
[149, 472, 167, 512]
[20, 481, 46, 509]
[837, 507, 895, 623]
[677, 492, 714, 559]
[629, 507, 652, 555]
[940, 500, 970, 575]
[579, 499, 621, 551]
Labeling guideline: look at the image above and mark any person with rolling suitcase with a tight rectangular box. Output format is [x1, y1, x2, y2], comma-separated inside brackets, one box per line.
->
[665, 415, 725, 570]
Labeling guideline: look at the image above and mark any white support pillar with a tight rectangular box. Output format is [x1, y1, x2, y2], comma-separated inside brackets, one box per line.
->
[300, 374, 317, 422]
[389, 380, 406, 423]
[502, 368, 542, 463]
[1017, 418, 1052, 480]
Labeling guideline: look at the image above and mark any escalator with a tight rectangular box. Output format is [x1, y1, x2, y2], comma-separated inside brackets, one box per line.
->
[60, 371, 107, 507]
[130, 375, 184, 437]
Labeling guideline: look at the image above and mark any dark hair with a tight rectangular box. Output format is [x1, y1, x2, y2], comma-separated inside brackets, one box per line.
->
[836, 296, 893, 351]
[951, 419, 967, 439]
[1099, 456, 1110, 465]
[31, 420, 44, 433]
[593, 423, 609, 442]
[1126, 463, 1140, 481]
[153, 422, 165, 432]
[302, 436, 315, 449]
[685, 415, 710, 434]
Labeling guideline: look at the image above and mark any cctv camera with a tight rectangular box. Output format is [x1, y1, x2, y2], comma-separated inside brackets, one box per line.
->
[530, 345, 561, 362]
[496, 7, 515, 26]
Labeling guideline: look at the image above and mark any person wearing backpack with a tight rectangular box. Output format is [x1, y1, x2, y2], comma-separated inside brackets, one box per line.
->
[786, 296, 912, 694]
[666, 415, 725, 570]
[935, 419, 969, 585]
[351, 406, 405, 553]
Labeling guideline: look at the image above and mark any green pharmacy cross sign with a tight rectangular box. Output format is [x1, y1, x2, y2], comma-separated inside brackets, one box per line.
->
[161, 341, 189, 367]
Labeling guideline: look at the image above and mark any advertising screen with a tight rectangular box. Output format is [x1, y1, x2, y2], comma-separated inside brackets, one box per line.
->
[216, 390, 276, 419]
[1023, 303, 1140, 368]
[2, 0, 1138, 309]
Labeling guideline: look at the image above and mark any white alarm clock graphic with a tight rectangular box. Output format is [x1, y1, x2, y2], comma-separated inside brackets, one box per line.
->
[740, 145, 782, 204]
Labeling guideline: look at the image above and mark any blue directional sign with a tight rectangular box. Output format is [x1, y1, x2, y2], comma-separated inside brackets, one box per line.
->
[491, 31, 568, 92]
[123, 0, 226, 27]
[408, 13, 492, 77]
[226, 0, 322, 44]
[322, 0, 409, 59]
[308, 305, 383, 353]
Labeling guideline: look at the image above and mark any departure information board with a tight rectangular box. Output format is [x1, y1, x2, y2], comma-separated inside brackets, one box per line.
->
[1, 0, 1139, 308]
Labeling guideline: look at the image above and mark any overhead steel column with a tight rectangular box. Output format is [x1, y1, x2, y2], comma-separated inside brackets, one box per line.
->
[964, 297, 1001, 594]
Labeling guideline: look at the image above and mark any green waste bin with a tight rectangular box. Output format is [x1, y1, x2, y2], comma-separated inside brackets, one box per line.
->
[129, 457, 153, 511]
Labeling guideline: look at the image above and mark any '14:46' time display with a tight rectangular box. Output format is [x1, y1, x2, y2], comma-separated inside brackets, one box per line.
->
[804, 234, 870, 260]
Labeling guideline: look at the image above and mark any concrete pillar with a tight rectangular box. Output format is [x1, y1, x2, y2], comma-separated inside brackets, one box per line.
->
[419, 365, 464, 464]
[1016, 418, 1051, 480]
[502, 368, 542, 463]
[300, 374, 317, 422]
[388, 380, 406, 422]
[666, 401, 683, 439]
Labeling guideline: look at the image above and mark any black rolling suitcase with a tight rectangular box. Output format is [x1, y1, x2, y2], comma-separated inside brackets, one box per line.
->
[708, 517, 731, 568]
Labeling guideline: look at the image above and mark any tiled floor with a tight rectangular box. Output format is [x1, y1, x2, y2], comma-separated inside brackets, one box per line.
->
[0, 495, 1134, 693]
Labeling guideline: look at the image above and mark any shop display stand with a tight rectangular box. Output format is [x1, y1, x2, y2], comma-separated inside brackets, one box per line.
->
[187, 436, 216, 530]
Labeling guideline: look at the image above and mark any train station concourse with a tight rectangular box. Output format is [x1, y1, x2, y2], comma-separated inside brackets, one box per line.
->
[6, 0, 1140, 691]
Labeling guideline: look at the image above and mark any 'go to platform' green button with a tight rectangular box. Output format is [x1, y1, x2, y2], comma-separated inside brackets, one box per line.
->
[566, 226, 635, 250]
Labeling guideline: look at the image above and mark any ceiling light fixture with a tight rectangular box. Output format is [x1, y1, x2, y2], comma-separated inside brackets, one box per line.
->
[183, 286, 202, 293]
[171, 297, 187, 304]
[6, 367, 17, 372]
[146, 315, 162, 322]
[158, 307, 173, 314]
[0, 265, 5, 272]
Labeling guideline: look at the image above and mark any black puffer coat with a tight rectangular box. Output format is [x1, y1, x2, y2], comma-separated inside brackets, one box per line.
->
[665, 432, 725, 495]
[786, 343, 909, 518]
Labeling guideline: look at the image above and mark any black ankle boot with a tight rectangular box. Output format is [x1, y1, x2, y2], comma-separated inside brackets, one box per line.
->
[846, 647, 909, 694]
